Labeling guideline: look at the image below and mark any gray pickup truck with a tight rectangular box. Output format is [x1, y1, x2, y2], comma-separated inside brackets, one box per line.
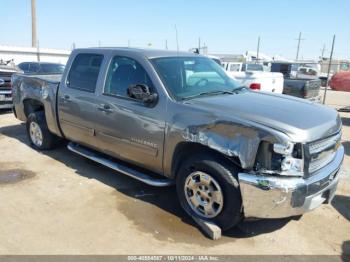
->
[12, 48, 344, 231]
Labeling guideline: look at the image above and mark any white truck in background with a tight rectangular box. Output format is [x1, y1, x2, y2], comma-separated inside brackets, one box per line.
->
[222, 62, 284, 93]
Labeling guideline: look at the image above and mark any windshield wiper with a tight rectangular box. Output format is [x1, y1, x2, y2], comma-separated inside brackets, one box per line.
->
[232, 86, 247, 92]
[182, 90, 234, 100]
[199, 90, 234, 96]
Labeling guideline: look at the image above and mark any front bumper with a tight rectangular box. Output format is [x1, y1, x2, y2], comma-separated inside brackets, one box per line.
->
[0, 90, 13, 109]
[307, 94, 322, 103]
[238, 145, 344, 219]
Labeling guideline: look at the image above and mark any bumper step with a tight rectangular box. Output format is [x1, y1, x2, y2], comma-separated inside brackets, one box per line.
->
[67, 142, 173, 187]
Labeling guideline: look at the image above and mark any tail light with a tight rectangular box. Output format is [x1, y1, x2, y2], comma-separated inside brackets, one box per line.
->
[250, 83, 261, 90]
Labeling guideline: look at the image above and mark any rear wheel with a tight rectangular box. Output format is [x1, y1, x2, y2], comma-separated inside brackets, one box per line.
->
[176, 153, 243, 231]
[26, 112, 59, 150]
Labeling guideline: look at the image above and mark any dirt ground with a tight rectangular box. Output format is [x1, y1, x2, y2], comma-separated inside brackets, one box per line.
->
[0, 90, 349, 255]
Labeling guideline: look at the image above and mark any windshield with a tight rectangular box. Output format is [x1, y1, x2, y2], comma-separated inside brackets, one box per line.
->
[152, 56, 241, 100]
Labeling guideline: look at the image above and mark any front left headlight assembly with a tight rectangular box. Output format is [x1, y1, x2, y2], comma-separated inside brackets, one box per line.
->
[255, 141, 304, 177]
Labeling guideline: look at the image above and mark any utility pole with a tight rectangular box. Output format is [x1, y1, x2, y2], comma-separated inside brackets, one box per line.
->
[36, 40, 40, 62]
[295, 32, 305, 61]
[256, 36, 260, 63]
[321, 44, 328, 60]
[321, 44, 326, 59]
[165, 39, 168, 50]
[128, 39, 130, 47]
[31, 0, 37, 47]
[175, 25, 179, 52]
[198, 37, 201, 54]
[323, 35, 336, 104]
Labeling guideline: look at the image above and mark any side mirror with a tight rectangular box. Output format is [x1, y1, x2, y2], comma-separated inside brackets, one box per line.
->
[127, 84, 158, 105]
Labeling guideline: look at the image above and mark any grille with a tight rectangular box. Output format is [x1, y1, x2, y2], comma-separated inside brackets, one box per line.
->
[307, 132, 341, 174]
[0, 71, 14, 89]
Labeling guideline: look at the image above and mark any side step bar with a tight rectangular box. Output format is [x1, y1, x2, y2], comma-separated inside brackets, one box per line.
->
[67, 142, 174, 187]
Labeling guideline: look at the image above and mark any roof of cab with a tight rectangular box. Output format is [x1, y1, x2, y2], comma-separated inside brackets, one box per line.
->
[74, 47, 200, 59]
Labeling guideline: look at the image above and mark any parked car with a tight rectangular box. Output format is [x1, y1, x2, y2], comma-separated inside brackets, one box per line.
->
[270, 62, 321, 102]
[12, 48, 344, 231]
[330, 71, 350, 92]
[222, 62, 284, 93]
[17, 62, 65, 75]
[0, 59, 20, 110]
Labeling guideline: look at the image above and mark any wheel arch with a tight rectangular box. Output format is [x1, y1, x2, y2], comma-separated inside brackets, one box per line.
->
[171, 142, 242, 179]
[23, 98, 45, 118]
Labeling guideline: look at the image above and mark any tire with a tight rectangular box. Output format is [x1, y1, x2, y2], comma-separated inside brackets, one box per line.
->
[176, 153, 243, 231]
[26, 111, 59, 150]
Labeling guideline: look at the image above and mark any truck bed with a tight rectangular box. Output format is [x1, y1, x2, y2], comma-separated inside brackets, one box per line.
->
[12, 73, 62, 137]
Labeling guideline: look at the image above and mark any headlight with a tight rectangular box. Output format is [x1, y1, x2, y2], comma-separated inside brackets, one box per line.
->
[273, 142, 294, 155]
[274, 142, 304, 176]
[255, 141, 304, 177]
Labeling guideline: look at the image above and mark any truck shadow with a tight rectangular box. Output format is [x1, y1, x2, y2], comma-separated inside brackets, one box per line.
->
[342, 240, 350, 259]
[0, 122, 291, 242]
[332, 195, 350, 222]
[0, 109, 12, 115]
[342, 141, 350, 157]
[341, 116, 350, 127]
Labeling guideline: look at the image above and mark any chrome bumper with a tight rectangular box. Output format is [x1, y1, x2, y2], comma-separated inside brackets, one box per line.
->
[238, 145, 344, 219]
[307, 94, 322, 103]
[0, 90, 13, 109]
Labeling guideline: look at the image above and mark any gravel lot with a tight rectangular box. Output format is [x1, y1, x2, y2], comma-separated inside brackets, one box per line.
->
[0, 90, 349, 255]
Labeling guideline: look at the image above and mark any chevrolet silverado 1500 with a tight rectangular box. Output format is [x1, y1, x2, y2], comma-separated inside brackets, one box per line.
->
[12, 48, 344, 230]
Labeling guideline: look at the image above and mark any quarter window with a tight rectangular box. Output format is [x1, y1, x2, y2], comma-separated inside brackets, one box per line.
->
[104, 56, 154, 97]
[67, 53, 103, 92]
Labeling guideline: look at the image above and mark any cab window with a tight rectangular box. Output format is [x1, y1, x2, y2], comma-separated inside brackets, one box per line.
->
[104, 56, 154, 97]
[67, 53, 103, 92]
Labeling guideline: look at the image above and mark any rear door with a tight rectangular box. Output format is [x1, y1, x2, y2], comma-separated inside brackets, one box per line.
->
[57, 52, 104, 149]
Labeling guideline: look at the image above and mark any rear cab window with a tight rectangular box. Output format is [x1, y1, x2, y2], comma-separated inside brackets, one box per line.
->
[67, 53, 104, 92]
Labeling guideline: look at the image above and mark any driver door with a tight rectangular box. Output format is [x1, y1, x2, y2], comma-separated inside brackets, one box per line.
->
[94, 55, 165, 174]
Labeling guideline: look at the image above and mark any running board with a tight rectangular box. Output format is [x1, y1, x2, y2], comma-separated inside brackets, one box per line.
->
[67, 142, 174, 187]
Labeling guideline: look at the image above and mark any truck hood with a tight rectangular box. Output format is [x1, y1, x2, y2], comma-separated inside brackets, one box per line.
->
[186, 91, 341, 142]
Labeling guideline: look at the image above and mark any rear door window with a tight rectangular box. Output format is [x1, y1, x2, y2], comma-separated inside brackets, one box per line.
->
[28, 63, 39, 73]
[18, 63, 29, 72]
[67, 53, 103, 92]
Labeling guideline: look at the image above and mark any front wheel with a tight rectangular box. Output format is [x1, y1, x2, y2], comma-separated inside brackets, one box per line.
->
[176, 153, 243, 231]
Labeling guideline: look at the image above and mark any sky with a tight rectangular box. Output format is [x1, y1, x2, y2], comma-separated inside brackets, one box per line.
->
[1, 0, 350, 60]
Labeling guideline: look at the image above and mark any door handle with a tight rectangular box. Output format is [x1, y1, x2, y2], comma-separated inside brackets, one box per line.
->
[97, 104, 113, 113]
[61, 94, 71, 101]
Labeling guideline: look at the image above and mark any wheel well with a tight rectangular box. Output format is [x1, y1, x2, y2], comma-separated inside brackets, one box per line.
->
[23, 99, 44, 118]
[171, 142, 242, 178]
